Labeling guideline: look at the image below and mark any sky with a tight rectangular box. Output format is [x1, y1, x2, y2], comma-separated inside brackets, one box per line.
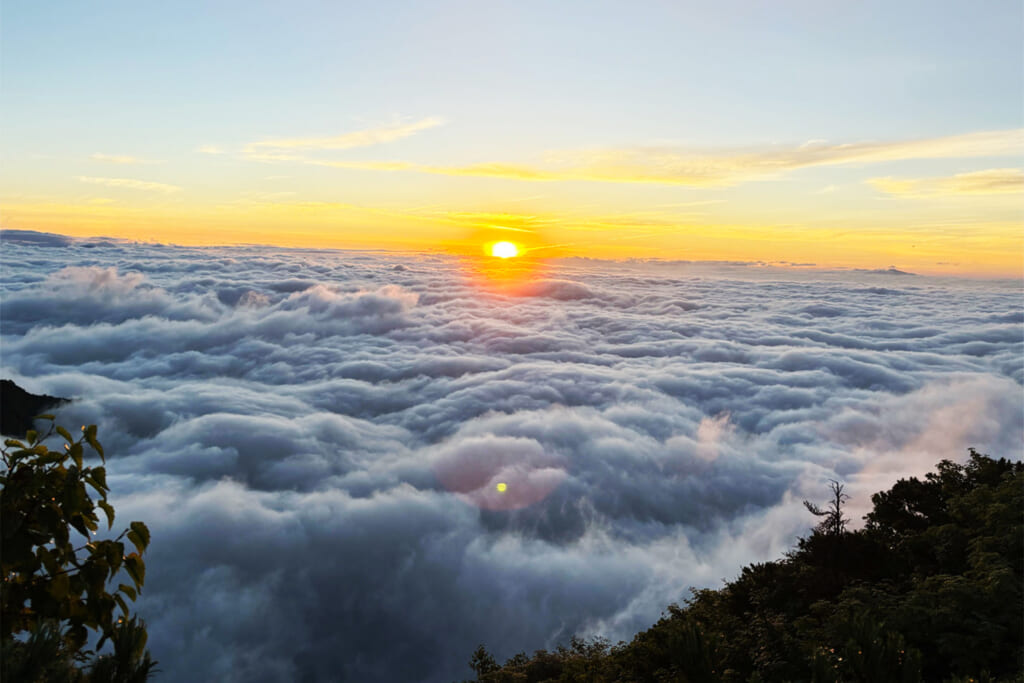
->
[2, 1, 1022, 275]
[1, 231, 1022, 680]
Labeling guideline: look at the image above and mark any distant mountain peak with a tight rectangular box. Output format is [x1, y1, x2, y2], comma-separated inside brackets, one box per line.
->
[0, 379, 69, 437]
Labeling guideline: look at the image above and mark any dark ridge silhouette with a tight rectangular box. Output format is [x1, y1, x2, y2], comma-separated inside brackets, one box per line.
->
[462, 450, 1023, 683]
[0, 379, 69, 436]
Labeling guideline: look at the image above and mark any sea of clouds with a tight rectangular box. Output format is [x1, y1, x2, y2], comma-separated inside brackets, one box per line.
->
[1, 229, 1021, 682]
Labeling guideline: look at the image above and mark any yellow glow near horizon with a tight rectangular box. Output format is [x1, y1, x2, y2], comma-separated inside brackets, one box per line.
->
[1, 197, 1022, 278]
[490, 241, 519, 258]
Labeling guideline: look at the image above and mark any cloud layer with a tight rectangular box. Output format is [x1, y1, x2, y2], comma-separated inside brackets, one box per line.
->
[1, 231, 1021, 682]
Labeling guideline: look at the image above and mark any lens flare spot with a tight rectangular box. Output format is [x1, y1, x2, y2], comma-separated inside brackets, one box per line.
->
[490, 241, 519, 258]
[495, 482, 507, 493]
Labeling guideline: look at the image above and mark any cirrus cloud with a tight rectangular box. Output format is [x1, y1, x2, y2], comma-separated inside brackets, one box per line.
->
[77, 176, 181, 193]
[250, 128, 1024, 187]
[245, 117, 444, 154]
[90, 153, 163, 165]
[867, 168, 1024, 197]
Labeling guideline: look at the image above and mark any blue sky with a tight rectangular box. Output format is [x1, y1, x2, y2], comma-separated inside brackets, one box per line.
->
[2, 1, 1021, 273]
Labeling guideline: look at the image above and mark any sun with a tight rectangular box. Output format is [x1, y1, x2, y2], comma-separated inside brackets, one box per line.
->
[490, 241, 519, 258]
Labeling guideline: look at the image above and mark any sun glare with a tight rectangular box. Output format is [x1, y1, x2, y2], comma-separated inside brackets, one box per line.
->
[490, 241, 519, 258]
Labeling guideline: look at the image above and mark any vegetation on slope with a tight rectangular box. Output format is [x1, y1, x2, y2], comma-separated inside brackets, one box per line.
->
[463, 450, 1023, 682]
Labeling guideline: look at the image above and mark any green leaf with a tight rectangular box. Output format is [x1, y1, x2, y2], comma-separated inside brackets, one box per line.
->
[37, 450, 63, 465]
[124, 553, 145, 588]
[4, 439, 25, 448]
[109, 541, 125, 572]
[91, 466, 108, 490]
[56, 425, 74, 443]
[98, 499, 115, 529]
[114, 593, 130, 617]
[33, 413, 56, 421]
[118, 583, 137, 601]
[129, 521, 151, 552]
[84, 467, 109, 495]
[25, 429, 38, 445]
[70, 515, 90, 539]
[68, 442, 84, 469]
[38, 547, 59, 575]
[48, 573, 70, 600]
[83, 425, 104, 459]
[127, 530, 144, 554]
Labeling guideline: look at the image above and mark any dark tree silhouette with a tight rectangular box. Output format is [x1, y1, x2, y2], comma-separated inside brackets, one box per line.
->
[468, 644, 498, 681]
[803, 479, 850, 536]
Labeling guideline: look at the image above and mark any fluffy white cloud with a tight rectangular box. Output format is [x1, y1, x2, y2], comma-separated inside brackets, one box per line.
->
[1, 230, 1021, 682]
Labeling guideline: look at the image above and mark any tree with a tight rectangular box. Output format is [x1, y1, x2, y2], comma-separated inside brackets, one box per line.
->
[1, 418, 156, 681]
[469, 644, 499, 681]
[803, 479, 849, 537]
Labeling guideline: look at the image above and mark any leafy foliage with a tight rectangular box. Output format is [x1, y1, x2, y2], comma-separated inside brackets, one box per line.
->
[461, 450, 1023, 683]
[1, 419, 156, 681]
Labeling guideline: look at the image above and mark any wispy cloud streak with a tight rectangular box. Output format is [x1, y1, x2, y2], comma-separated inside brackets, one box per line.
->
[90, 153, 162, 165]
[868, 168, 1024, 197]
[246, 117, 444, 153]
[251, 128, 1024, 187]
[77, 176, 181, 193]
